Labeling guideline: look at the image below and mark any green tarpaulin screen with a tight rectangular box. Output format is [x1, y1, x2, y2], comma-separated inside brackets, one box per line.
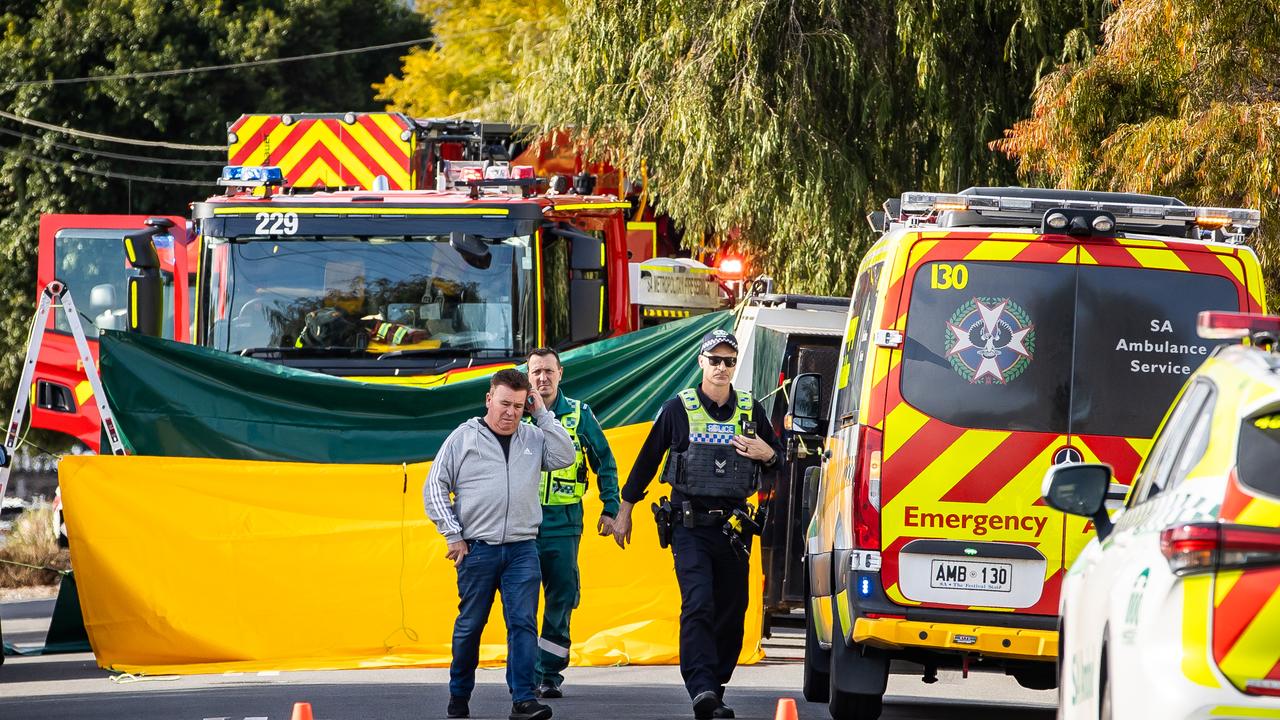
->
[98, 311, 734, 463]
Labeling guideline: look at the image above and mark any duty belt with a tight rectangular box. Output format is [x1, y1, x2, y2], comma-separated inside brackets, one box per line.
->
[675, 505, 736, 528]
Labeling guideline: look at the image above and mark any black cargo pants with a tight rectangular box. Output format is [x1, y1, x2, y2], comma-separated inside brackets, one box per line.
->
[670, 521, 753, 700]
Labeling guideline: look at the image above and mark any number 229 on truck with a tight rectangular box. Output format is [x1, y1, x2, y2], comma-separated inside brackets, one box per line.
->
[801, 186, 1265, 720]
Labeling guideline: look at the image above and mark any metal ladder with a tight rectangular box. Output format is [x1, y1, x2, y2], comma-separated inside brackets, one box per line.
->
[0, 280, 126, 505]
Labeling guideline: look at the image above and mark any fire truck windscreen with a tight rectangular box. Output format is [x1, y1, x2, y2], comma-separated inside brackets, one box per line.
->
[203, 234, 535, 358]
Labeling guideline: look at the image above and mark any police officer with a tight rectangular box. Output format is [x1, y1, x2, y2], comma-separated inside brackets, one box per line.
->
[611, 329, 781, 720]
[525, 348, 621, 699]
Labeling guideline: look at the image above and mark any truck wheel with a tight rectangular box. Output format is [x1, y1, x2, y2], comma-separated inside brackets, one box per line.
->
[827, 610, 887, 720]
[802, 569, 830, 702]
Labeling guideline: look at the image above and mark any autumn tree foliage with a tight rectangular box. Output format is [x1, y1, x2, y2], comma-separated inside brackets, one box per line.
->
[374, 0, 563, 117]
[995, 0, 1280, 292]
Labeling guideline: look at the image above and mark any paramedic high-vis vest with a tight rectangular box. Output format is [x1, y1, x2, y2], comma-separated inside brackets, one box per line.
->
[537, 398, 588, 506]
[661, 387, 759, 499]
[370, 320, 413, 345]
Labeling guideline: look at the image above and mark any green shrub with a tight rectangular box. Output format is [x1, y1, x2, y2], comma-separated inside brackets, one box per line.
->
[0, 503, 69, 588]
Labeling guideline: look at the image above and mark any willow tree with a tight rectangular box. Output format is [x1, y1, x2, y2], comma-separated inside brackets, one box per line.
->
[995, 0, 1280, 295]
[505, 0, 1105, 294]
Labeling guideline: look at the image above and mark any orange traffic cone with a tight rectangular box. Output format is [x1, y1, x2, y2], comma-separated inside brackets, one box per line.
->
[774, 697, 798, 720]
[290, 701, 314, 720]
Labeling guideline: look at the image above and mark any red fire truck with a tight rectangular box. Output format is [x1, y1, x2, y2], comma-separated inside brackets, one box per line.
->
[32, 113, 728, 451]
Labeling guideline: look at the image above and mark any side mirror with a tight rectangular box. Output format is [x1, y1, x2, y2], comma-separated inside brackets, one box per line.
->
[127, 274, 163, 336]
[549, 224, 606, 271]
[786, 372, 825, 434]
[551, 224, 607, 343]
[1042, 463, 1114, 540]
[803, 465, 821, 516]
[89, 284, 117, 311]
[122, 217, 173, 270]
[449, 231, 492, 270]
[122, 219, 173, 337]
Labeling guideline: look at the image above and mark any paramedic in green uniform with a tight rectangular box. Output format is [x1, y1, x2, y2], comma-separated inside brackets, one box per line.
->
[525, 347, 621, 699]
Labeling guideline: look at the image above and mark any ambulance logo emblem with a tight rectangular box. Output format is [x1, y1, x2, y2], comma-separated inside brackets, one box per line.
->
[945, 297, 1035, 384]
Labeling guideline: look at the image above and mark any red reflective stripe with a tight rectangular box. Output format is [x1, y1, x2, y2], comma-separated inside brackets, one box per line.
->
[1012, 242, 1075, 263]
[1213, 568, 1280, 664]
[938, 433, 1056, 504]
[263, 118, 313, 170]
[881, 419, 967, 507]
[355, 115, 411, 177]
[1075, 435, 1144, 485]
[1267, 655, 1280, 681]
[229, 116, 281, 165]
[1221, 470, 1254, 523]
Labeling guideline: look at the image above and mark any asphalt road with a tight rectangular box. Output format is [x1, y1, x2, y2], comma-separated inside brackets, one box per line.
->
[2, 598, 1056, 720]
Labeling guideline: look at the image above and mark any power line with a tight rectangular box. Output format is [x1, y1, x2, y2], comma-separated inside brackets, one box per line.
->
[0, 108, 223, 151]
[0, 24, 519, 154]
[0, 144, 216, 186]
[2, 23, 515, 90]
[3, 36, 432, 88]
[0, 127, 224, 166]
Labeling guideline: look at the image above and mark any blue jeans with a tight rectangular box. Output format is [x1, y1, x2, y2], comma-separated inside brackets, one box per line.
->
[449, 539, 541, 703]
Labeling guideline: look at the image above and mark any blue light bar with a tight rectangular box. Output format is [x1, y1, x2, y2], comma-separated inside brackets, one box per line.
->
[219, 165, 284, 187]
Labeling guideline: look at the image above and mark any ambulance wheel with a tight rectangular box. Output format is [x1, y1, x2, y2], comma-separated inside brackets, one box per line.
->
[1012, 666, 1057, 690]
[828, 687, 882, 720]
[827, 628, 887, 720]
[802, 570, 830, 702]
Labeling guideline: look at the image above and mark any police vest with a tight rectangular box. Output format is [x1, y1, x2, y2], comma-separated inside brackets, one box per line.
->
[660, 388, 759, 499]
[524, 398, 588, 506]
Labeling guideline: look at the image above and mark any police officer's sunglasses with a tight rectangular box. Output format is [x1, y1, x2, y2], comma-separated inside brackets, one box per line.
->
[702, 354, 738, 367]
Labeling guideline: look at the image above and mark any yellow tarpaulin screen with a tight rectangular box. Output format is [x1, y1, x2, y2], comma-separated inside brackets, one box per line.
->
[58, 424, 765, 674]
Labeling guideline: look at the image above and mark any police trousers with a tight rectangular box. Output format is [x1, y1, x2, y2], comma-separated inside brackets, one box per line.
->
[671, 522, 753, 700]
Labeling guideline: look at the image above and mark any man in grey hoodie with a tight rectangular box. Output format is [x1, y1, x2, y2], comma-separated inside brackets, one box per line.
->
[425, 368, 576, 720]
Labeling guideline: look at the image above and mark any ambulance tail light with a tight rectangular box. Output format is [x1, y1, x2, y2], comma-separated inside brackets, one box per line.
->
[1160, 522, 1280, 576]
[853, 427, 883, 550]
[1197, 311, 1280, 341]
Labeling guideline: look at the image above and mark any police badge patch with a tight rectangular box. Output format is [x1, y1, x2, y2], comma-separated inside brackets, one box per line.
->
[944, 297, 1036, 384]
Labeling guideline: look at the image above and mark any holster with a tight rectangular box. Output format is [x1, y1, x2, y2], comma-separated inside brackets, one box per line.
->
[651, 496, 674, 549]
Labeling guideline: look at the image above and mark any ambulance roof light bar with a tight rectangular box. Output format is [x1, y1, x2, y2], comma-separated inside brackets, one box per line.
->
[1197, 311, 1280, 344]
[899, 190, 1260, 237]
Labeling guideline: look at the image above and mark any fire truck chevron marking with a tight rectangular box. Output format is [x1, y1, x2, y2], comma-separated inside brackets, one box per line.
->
[903, 505, 1048, 538]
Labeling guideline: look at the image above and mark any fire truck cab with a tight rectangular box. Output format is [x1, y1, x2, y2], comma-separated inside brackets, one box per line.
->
[32, 112, 726, 449]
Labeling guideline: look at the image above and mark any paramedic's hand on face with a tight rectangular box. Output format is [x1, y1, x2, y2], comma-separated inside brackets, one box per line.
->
[611, 502, 633, 549]
[527, 389, 547, 415]
[732, 434, 777, 463]
[597, 514, 615, 537]
[446, 539, 469, 566]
